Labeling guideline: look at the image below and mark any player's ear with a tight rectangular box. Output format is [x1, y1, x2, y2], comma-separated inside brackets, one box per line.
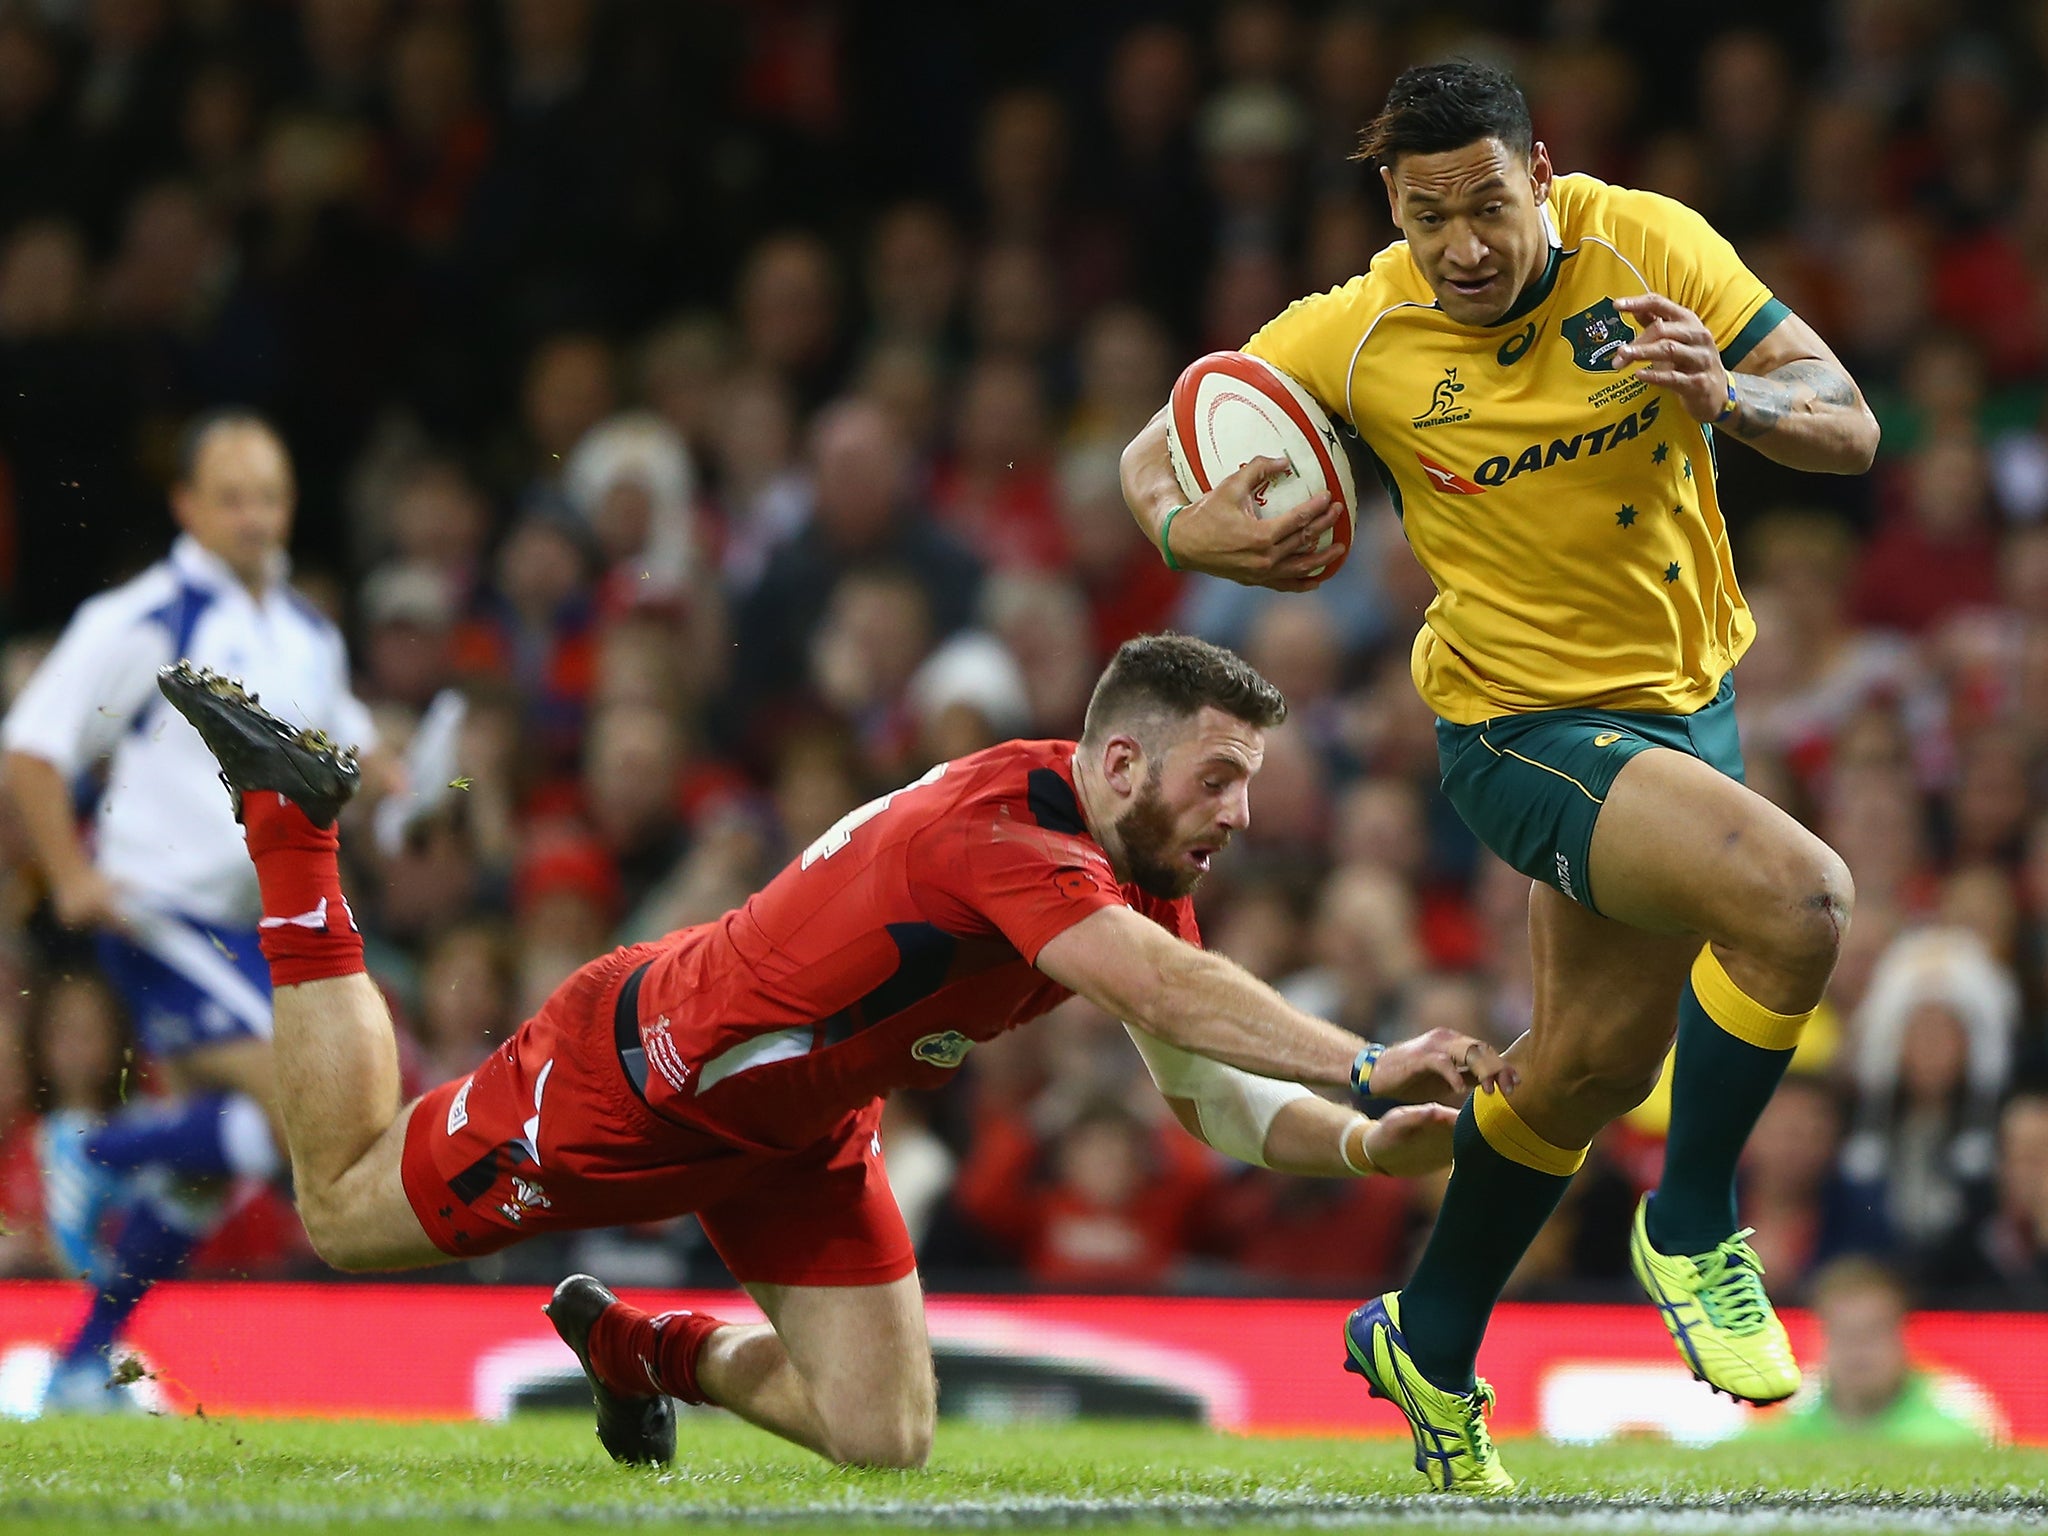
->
[1528, 141, 1553, 205]
[1379, 164, 1401, 229]
[1101, 735, 1142, 797]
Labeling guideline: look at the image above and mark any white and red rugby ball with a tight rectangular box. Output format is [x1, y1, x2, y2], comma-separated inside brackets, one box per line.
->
[1167, 350, 1358, 565]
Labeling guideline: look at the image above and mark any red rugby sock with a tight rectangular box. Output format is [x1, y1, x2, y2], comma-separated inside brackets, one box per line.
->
[241, 791, 365, 986]
[587, 1301, 724, 1404]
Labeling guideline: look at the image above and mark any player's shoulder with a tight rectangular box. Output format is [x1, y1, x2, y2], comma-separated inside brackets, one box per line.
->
[941, 738, 1088, 820]
[923, 738, 1116, 863]
[1552, 172, 1720, 259]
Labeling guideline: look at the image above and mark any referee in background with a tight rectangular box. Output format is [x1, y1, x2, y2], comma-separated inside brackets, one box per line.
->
[1, 410, 377, 1413]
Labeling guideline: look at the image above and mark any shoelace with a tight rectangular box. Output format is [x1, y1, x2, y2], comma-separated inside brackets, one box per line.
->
[1693, 1227, 1773, 1335]
[1457, 1379, 1501, 1466]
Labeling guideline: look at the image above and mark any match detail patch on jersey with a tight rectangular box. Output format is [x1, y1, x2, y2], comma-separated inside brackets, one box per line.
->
[1561, 298, 1634, 372]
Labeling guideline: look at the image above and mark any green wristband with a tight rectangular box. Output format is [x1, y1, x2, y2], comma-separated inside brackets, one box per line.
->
[1160, 503, 1188, 572]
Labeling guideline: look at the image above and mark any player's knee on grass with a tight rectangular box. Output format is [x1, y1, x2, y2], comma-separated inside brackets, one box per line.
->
[825, 1408, 934, 1470]
[817, 1370, 936, 1469]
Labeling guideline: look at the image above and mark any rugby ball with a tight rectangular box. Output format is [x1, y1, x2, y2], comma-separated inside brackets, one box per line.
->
[1167, 351, 1358, 566]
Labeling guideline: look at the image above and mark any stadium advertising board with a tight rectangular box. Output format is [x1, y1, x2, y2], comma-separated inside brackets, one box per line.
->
[0, 1282, 2035, 1442]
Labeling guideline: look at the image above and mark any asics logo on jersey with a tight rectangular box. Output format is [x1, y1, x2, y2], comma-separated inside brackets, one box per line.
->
[1496, 321, 1537, 367]
[1594, 732, 1623, 747]
[1472, 398, 1662, 488]
[1411, 367, 1471, 428]
[911, 1030, 975, 1068]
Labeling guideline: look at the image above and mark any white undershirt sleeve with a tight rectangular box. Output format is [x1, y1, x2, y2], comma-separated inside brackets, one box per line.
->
[1122, 1021, 1315, 1168]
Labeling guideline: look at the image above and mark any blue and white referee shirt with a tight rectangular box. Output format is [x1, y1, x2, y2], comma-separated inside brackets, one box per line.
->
[1, 535, 376, 929]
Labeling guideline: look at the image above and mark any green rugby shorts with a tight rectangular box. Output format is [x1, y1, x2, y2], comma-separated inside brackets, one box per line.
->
[1435, 673, 1743, 915]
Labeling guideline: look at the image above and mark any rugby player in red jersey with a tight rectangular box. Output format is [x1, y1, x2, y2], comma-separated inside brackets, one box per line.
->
[158, 633, 1513, 1470]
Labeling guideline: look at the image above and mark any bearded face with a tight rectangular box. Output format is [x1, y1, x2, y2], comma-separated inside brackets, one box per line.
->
[1114, 761, 1227, 900]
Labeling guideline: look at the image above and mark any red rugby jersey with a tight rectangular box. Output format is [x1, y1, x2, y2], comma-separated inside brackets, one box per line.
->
[630, 739, 1197, 1152]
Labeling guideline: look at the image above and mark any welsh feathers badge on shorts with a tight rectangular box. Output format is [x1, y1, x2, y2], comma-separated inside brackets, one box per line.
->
[911, 1030, 974, 1068]
[1561, 297, 1634, 372]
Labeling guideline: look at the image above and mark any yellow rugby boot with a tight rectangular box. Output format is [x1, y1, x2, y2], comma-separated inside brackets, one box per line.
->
[1630, 1196, 1800, 1404]
[1343, 1292, 1515, 1495]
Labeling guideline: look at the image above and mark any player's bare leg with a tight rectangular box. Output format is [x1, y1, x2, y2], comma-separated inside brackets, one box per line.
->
[722, 1275, 935, 1467]
[1380, 746, 1849, 1403]
[1499, 886, 1699, 1149]
[1585, 747, 1852, 1014]
[556, 1272, 935, 1469]
[266, 977, 440, 1268]
[1587, 747, 1851, 1401]
[1391, 746, 1849, 1409]
[155, 663, 443, 1271]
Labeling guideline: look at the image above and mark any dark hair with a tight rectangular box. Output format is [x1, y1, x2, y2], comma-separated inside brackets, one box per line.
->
[175, 406, 284, 486]
[1353, 60, 1532, 170]
[1081, 632, 1286, 748]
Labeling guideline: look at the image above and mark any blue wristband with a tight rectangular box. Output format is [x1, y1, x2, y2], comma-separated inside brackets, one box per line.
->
[1715, 379, 1738, 424]
[1350, 1042, 1387, 1102]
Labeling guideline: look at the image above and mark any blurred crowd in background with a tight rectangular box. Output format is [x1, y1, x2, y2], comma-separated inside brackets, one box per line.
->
[3, 0, 2048, 1306]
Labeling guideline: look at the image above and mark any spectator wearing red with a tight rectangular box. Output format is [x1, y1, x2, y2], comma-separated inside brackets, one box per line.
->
[1851, 432, 2000, 634]
[952, 1101, 1215, 1288]
[1205, 1169, 1412, 1292]
[929, 356, 1067, 572]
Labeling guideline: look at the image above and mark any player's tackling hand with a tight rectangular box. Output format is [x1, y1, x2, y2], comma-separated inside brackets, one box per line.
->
[1362, 1103, 1457, 1177]
[1366, 1027, 1517, 1106]
[1169, 455, 1347, 592]
[1612, 293, 1729, 423]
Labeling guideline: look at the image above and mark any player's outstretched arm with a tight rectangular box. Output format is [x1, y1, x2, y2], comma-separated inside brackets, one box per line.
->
[1119, 408, 1342, 592]
[1612, 294, 1879, 475]
[1037, 905, 1516, 1095]
[1266, 1097, 1457, 1179]
[1123, 1019, 1459, 1178]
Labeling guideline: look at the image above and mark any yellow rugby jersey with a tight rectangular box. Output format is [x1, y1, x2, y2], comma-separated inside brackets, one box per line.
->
[1246, 172, 1789, 724]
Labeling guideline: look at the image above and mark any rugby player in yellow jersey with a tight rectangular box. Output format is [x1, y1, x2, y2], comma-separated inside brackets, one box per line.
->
[1121, 62, 1878, 1493]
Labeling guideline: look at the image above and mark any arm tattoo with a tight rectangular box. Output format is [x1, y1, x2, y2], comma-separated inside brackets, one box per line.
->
[1724, 359, 1858, 440]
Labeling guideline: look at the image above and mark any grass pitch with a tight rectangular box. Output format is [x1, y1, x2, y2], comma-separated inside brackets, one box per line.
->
[1, 1414, 2044, 1536]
